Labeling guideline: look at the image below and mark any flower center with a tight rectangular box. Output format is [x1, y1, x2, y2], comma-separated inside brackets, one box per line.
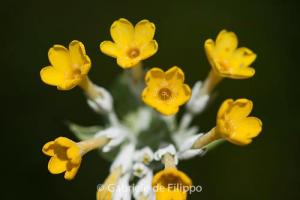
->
[127, 48, 140, 58]
[65, 69, 82, 80]
[218, 60, 230, 71]
[158, 174, 186, 189]
[158, 88, 172, 101]
[72, 69, 82, 79]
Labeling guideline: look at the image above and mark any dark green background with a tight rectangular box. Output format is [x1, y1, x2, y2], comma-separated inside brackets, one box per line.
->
[2, 0, 300, 199]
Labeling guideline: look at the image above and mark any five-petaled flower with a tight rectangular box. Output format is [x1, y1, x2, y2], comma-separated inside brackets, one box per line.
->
[152, 168, 192, 200]
[142, 66, 191, 116]
[205, 30, 257, 79]
[217, 98, 262, 145]
[42, 137, 82, 180]
[40, 40, 91, 90]
[100, 18, 158, 68]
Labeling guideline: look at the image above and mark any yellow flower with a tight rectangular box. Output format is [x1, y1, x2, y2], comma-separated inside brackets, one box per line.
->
[152, 168, 192, 200]
[142, 67, 191, 116]
[100, 18, 158, 68]
[40, 40, 91, 90]
[97, 167, 122, 200]
[205, 30, 257, 79]
[42, 137, 82, 180]
[216, 98, 262, 145]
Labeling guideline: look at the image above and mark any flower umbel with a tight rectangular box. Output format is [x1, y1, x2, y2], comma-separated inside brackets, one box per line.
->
[216, 98, 262, 145]
[142, 67, 191, 115]
[205, 30, 257, 79]
[40, 40, 91, 90]
[100, 18, 158, 68]
[152, 168, 192, 200]
[40, 18, 263, 200]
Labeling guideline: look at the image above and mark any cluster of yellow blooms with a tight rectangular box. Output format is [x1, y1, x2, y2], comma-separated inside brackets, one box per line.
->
[40, 18, 262, 200]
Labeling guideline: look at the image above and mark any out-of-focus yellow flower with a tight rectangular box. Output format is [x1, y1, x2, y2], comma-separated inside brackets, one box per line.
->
[42, 137, 82, 180]
[142, 67, 191, 116]
[152, 168, 192, 200]
[205, 30, 257, 79]
[100, 18, 158, 68]
[97, 167, 122, 200]
[216, 98, 262, 145]
[40, 40, 91, 90]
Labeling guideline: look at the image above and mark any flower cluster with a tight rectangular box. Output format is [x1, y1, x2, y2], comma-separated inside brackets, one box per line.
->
[40, 18, 262, 200]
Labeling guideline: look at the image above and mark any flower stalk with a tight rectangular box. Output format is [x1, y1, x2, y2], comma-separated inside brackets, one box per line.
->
[192, 128, 219, 149]
[79, 76, 102, 100]
[130, 62, 144, 84]
[162, 153, 177, 169]
[78, 136, 110, 155]
[199, 69, 223, 96]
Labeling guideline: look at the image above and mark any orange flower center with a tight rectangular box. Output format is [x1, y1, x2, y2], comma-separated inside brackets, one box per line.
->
[158, 88, 172, 101]
[127, 48, 140, 58]
[218, 60, 230, 72]
[65, 68, 81, 80]
[72, 69, 82, 79]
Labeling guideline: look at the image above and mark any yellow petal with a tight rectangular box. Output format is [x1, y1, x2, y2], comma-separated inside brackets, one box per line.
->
[232, 47, 257, 67]
[58, 78, 82, 90]
[153, 168, 192, 200]
[42, 141, 56, 156]
[48, 156, 67, 174]
[145, 67, 165, 85]
[140, 40, 158, 59]
[134, 19, 156, 45]
[117, 55, 140, 68]
[67, 146, 82, 164]
[230, 67, 255, 79]
[64, 162, 80, 180]
[230, 117, 262, 145]
[69, 40, 91, 75]
[217, 99, 233, 119]
[204, 39, 219, 71]
[156, 188, 187, 200]
[165, 66, 185, 83]
[152, 168, 192, 187]
[157, 105, 179, 116]
[48, 45, 71, 72]
[100, 41, 120, 58]
[215, 30, 238, 53]
[227, 99, 253, 121]
[204, 39, 215, 58]
[214, 63, 255, 79]
[40, 66, 65, 87]
[111, 18, 134, 46]
[173, 84, 191, 105]
[55, 137, 76, 148]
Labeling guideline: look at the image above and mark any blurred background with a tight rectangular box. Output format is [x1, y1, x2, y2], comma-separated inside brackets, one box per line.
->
[1, 0, 300, 199]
